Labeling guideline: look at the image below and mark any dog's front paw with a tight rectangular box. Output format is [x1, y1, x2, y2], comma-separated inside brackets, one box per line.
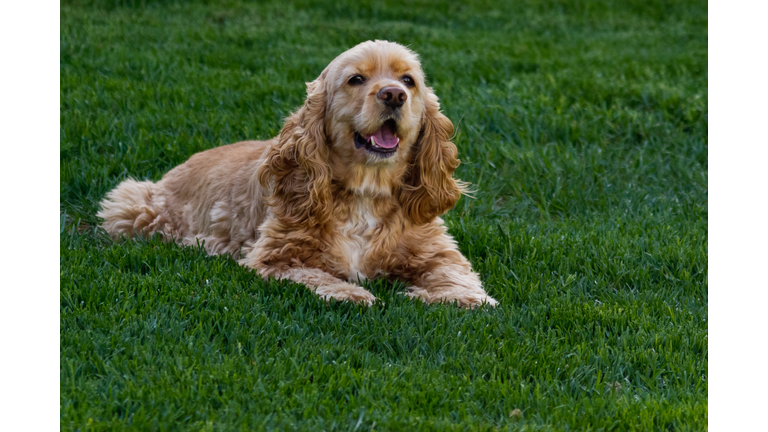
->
[405, 286, 498, 309]
[447, 292, 499, 309]
[316, 283, 377, 306]
[470, 294, 499, 308]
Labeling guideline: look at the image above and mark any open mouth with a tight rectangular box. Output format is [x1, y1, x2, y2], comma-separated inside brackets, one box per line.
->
[354, 119, 400, 157]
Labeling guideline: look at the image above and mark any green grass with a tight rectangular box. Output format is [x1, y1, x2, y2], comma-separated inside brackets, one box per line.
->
[60, 0, 708, 430]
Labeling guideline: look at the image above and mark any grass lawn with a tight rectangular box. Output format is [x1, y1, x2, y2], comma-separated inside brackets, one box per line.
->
[60, 0, 708, 430]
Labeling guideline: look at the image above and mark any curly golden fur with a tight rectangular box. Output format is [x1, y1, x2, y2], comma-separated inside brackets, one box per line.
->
[99, 40, 498, 307]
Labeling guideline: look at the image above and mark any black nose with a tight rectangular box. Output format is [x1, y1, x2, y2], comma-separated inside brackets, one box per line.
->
[377, 86, 407, 108]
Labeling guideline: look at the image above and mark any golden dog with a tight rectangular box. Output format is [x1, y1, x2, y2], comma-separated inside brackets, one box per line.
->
[99, 40, 498, 308]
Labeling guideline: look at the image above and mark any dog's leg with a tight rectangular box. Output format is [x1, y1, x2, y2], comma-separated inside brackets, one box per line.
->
[400, 232, 498, 308]
[258, 266, 377, 306]
[242, 221, 376, 305]
[404, 266, 497, 308]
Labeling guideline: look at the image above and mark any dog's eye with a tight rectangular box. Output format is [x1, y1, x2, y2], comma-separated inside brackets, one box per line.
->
[348, 75, 366, 85]
[401, 75, 415, 87]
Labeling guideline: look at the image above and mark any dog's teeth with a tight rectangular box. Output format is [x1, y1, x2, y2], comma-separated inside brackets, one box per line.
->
[370, 136, 377, 147]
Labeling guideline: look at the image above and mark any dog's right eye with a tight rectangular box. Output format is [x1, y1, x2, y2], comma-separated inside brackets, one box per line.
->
[348, 75, 366, 85]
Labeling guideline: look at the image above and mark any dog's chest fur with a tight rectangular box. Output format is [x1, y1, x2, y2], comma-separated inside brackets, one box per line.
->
[334, 197, 381, 282]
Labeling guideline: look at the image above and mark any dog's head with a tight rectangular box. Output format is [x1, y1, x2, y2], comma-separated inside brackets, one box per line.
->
[324, 40, 425, 168]
[260, 40, 463, 225]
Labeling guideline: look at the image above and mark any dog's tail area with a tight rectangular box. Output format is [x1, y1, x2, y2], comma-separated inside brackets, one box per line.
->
[97, 179, 161, 240]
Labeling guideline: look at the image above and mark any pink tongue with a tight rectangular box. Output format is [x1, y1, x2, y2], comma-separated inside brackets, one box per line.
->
[366, 123, 399, 149]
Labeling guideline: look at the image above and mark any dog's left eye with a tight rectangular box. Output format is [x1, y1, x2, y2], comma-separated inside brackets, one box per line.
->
[401, 75, 415, 87]
[348, 75, 366, 85]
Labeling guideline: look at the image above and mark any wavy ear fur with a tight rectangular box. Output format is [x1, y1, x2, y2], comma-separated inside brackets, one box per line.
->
[259, 73, 332, 226]
[400, 90, 465, 225]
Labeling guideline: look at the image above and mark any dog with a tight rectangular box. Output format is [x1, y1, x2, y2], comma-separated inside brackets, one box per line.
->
[98, 40, 498, 308]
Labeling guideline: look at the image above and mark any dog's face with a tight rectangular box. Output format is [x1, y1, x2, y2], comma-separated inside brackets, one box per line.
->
[323, 41, 426, 167]
[262, 41, 462, 223]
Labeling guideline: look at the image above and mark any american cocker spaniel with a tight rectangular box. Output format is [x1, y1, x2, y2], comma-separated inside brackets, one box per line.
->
[99, 40, 498, 308]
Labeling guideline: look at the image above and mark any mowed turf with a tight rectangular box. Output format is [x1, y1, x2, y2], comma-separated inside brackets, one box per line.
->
[60, 1, 708, 430]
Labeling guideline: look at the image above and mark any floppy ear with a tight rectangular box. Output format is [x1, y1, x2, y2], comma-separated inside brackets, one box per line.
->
[400, 89, 465, 225]
[258, 72, 332, 226]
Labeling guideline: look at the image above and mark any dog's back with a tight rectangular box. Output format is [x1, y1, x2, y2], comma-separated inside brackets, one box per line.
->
[98, 140, 272, 257]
